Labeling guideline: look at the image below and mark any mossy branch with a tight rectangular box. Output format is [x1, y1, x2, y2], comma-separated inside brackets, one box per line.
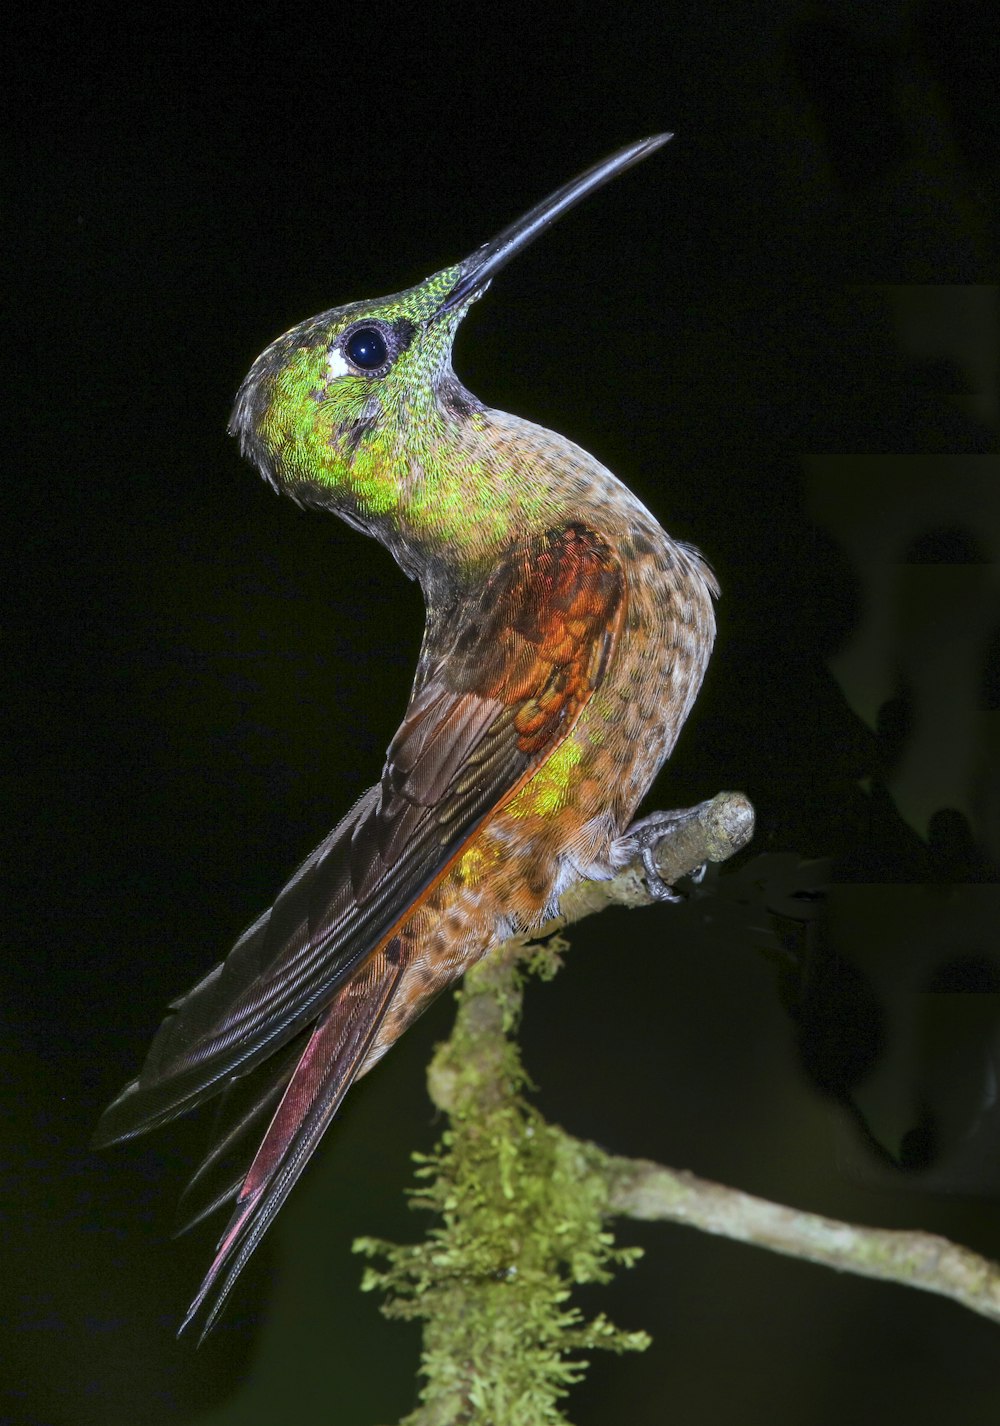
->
[355, 792, 1000, 1425]
[355, 930, 649, 1426]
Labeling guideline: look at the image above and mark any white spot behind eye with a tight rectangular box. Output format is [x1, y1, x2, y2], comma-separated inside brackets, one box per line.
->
[326, 347, 352, 381]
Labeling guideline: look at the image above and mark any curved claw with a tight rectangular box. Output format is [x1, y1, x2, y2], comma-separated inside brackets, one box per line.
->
[641, 847, 684, 903]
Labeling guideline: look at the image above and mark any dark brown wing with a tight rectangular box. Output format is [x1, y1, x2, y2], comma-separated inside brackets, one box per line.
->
[94, 523, 623, 1150]
[94, 523, 624, 1331]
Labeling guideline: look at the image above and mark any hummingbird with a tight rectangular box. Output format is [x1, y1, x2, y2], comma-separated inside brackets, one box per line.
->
[93, 135, 718, 1337]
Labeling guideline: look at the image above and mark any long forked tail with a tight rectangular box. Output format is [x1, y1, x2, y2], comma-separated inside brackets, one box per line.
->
[180, 941, 405, 1341]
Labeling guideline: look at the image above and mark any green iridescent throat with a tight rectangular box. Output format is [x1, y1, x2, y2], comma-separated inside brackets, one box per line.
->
[246, 263, 563, 563]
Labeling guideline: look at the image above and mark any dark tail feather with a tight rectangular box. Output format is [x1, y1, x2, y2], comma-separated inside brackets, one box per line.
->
[179, 943, 405, 1341]
[174, 1033, 307, 1238]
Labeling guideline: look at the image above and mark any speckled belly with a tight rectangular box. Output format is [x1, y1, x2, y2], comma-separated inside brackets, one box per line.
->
[364, 531, 716, 1070]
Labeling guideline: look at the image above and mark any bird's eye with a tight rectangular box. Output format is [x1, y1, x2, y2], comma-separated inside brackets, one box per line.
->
[345, 325, 389, 371]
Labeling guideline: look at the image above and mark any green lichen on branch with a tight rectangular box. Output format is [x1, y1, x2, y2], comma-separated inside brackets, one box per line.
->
[354, 939, 648, 1426]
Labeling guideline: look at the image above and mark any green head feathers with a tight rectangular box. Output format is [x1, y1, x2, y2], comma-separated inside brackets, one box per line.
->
[229, 264, 468, 518]
[230, 136, 671, 544]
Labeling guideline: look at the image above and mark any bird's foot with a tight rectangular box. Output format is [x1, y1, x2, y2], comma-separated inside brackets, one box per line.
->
[611, 805, 709, 903]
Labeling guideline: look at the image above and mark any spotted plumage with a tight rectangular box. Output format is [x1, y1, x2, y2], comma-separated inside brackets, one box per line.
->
[93, 136, 717, 1336]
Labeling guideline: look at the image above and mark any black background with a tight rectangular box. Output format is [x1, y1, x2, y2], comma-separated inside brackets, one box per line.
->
[7, 3, 1000, 1423]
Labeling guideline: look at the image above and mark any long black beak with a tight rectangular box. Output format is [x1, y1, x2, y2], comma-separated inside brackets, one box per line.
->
[434, 133, 672, 318]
